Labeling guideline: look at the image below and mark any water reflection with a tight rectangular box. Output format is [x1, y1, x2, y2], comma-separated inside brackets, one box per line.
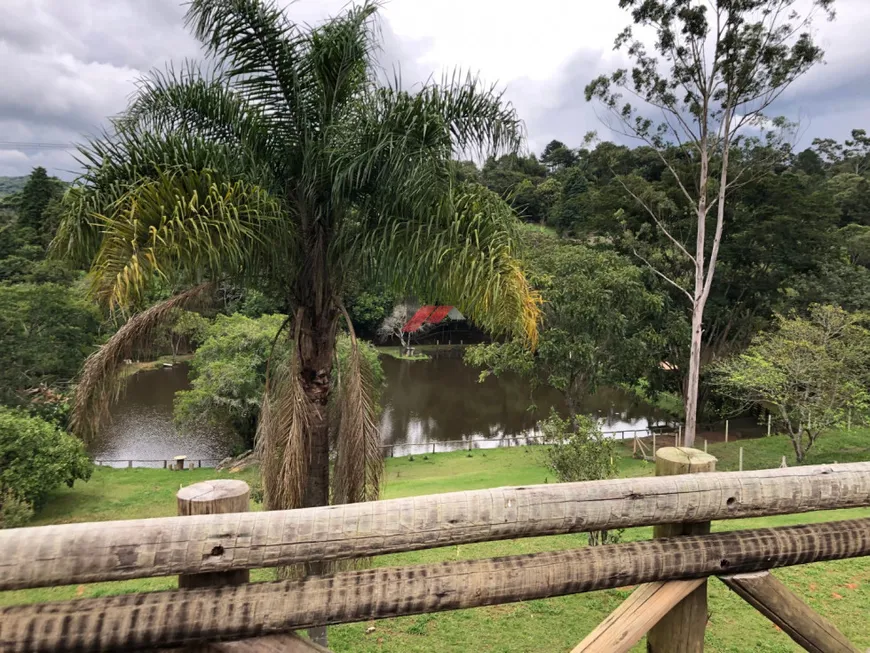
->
[89, 364, 241, 467]
[91, 354, 669, 464]
[379, 355, 669, 456]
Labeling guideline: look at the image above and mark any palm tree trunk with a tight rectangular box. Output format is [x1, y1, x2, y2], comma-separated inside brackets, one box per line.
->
[296, 306, 337, 648]
[297, 307, 338, 510]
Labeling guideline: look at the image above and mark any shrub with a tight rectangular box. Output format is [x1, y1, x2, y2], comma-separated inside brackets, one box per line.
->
[0, 407, 92, 510]
[540, 410, 621, 545]
[0, 490, 34, 529]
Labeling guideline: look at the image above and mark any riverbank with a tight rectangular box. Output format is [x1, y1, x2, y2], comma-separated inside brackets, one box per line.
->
[119, 354, 194, 378]
[4, 431, 870, 651]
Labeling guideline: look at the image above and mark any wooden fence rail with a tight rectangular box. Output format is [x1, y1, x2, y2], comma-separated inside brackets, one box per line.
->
[2, 462, 870, 592]
[2, 518, 869, 652]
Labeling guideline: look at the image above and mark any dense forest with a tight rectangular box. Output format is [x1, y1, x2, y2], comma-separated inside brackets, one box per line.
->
[465, 131, 870, 420]
[3, 128, 869, 427]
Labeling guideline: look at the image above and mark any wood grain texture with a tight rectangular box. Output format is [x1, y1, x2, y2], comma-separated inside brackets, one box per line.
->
[572, 579, 705, 653]
[177, 481, 251, 591]
[648, 448, 716, 653]
[2, 518, 870, 653]
[2, 462, 870, 591]
[195, 634, 333, 652]
[720, 572, 860, 653]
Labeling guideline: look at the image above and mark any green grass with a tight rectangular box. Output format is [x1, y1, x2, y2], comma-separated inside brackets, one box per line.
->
[3, 431, 870, 651]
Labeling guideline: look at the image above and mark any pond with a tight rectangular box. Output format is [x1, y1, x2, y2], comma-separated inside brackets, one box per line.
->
[89, 353, 670, 465]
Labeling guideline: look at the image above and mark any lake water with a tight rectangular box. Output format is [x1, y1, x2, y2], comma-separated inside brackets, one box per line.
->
[90, 353, 669, 466]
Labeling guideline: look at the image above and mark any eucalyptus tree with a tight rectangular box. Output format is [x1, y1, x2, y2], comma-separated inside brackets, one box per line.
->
[54, 0, 539, 515]
[586, 0, 835, 446]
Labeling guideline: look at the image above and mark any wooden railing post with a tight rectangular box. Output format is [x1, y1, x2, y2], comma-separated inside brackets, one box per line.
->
[177, 480, 250, 589]
[647, 447, 717, 653]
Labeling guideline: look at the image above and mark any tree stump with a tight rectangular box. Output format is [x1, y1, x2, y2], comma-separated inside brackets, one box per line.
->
[177, 480, 250, 589]
[647, 447, 717, 653]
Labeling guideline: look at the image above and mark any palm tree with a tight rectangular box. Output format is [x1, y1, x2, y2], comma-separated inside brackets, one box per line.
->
[54, 0, 539, 517]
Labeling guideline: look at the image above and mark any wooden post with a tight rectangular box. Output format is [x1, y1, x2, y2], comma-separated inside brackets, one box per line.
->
[721, 571, 860, 653]
[647, 447, 717, 653]
[573, 579, 705, 653]
[703, 439, 708, 453]
[652, 432, 656, 455]
[767, 413, 772, 437]
[725, 420, 729, 443]
[128, 460, 133, 468]
[739, 447, 744, 472]
[677, 425, 682, 447]
[177, 480, 250, 589]
[163, 460, 168, 469]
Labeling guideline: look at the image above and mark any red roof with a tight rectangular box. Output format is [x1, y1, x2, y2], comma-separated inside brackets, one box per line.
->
[425, 305, 453, 325]
[402, 305, 437, 332]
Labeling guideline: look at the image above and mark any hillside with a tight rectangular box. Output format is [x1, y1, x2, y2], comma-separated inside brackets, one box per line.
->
[0, 176, 28, 196]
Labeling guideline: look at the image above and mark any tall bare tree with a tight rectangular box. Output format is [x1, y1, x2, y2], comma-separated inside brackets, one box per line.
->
[586, 0, 835, 446]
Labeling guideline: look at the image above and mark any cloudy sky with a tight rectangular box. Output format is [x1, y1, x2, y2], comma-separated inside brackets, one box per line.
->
[1, 0, 868, 179]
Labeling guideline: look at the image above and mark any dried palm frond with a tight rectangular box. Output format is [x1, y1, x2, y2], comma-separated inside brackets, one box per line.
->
[256, 317, 313, 511]
[331, 308, 383, 506]
[70, 283, 215, 442]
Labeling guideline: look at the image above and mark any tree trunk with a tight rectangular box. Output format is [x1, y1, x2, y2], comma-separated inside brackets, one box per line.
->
[683, 302, 704, 447]
[296, 289, 337, 649]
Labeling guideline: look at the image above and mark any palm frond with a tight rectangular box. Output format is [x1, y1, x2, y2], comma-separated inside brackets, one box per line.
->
[120, 62, 278, 172]
[70, 284, 215, 442]
[416, 71, 524, 157]
[256, 336, 312, 511]
[88, 167, 290, 309]
[185, 0, 311, 142]
[331, 322, 383, 505]
[344, 182, 541, 346]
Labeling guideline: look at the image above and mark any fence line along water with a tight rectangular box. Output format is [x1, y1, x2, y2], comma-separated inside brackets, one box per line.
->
[94, 426, 679, 468]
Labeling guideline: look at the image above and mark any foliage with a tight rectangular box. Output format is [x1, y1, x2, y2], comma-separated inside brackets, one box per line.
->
[0, 176, 29, 197]
[56, 0, 539, 525]
[0, 490, 34, 529]
[466, 228, 663, 414]
[0, 283, 100, 407]
[175, 313, 289, 446]
[167, 309, 211, 358]
[539, 410, 620, 546]
[584, 0, 833, 446]
[714, 305, 870, 462]
[18, 167, 65, 234]
[0, 407, 92, 512]
[175, 313, 383, 449]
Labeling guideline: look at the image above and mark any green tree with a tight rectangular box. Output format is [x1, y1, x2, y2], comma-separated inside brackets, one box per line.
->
[714, 305, 870, 462]
[0, 407, 92, 517]
[586, 0, 834, 446]
[0, 283, 100, 407]
[55, 0, 538, 538]
[539, 411, 619, 545]
[466, 229, 663, 417]
[176, 313, 383, 451]
[18, 167, 64, 233]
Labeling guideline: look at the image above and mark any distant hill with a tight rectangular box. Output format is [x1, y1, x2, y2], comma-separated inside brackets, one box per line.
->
[0, 176, 28, 197]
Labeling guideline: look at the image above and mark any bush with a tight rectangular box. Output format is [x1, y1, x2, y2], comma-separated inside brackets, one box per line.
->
[540, 410, 621, 546]
[0, 407, 92, 510]
[0, 490, 34, 529]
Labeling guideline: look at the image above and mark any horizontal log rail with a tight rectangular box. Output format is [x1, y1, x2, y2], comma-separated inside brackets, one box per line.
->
[2, 462, 870, 591]
[2, 518, 869, 652]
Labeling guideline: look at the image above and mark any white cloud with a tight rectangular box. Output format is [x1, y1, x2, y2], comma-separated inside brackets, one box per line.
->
[0, 0, 868, 178]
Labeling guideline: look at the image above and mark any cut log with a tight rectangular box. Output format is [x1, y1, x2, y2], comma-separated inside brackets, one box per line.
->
[572, 579, 705, 652]
[648, 447, 716, 653]
[2, 462, 870, 591]
[177, 480, 250, 590]
[720, 571, 860, 653]
[2, 518, 869, 652]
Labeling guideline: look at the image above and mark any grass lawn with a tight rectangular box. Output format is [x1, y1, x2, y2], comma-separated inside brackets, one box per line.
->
[3, 431, 870, 651]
